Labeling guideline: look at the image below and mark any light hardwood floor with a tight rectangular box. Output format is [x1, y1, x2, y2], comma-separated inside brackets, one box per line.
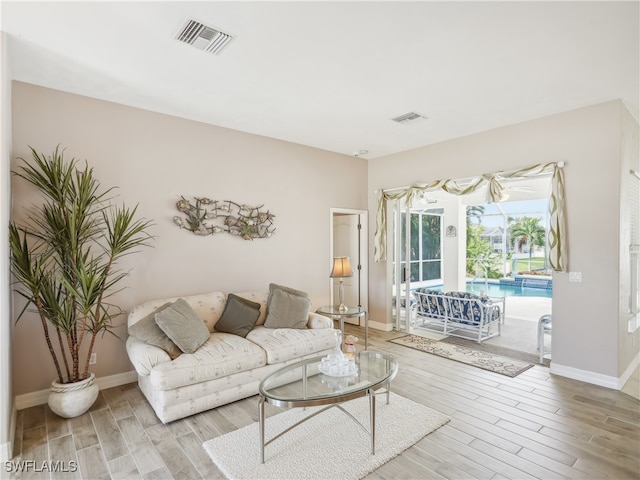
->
[10, 325, 640, 480]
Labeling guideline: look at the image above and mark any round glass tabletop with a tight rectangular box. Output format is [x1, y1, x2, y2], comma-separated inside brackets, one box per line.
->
[259, 351, 398, 408]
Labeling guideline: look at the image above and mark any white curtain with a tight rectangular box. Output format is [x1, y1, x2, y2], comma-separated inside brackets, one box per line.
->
[374, 162, 567, 272]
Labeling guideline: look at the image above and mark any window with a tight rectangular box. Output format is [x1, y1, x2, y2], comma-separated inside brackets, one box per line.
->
[398, 209, 443, 284]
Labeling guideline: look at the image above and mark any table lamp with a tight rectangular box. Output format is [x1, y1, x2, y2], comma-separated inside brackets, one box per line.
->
[330, 256, 353, 313]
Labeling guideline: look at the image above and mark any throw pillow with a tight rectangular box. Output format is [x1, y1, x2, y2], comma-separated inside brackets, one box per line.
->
[128, 302, 182, 359]
[155, 298, 210, 354]
[264, 288, 311, 329]
[215, 294, 261, 337]
[268, 283, 308, 306]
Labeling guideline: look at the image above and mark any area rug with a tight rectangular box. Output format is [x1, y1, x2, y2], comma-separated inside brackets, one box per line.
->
[202, 393, 449, 480]
[389, 334, 534, 377]
[441, 334, 550, 367]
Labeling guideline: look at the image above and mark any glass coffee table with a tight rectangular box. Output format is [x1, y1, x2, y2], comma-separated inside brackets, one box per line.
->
[258, 351, 398, 463]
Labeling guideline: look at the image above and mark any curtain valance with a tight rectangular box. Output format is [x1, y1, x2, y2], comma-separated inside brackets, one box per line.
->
[373, 162, 567, 272]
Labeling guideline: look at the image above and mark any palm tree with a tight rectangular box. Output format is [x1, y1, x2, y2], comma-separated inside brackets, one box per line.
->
[509, 216, 546, 271]
[466, 205, 484, 225]
[465, 205, 485, 260]
[9, 146, 153, 384]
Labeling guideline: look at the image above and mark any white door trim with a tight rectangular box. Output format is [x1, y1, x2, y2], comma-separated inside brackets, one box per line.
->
[330, 208, 368, 311]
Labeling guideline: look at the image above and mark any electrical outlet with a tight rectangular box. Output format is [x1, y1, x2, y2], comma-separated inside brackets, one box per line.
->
[89, 353, 97, 365]
[569, 272, 582, 282]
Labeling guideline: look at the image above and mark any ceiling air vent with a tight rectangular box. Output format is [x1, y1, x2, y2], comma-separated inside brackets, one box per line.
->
[175, 18, 233, 55]
[391, 112, 428, 125]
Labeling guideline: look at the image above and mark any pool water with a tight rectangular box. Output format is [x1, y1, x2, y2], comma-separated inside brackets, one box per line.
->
[467, 282, 551, 298]
[432, 282, 552, 298]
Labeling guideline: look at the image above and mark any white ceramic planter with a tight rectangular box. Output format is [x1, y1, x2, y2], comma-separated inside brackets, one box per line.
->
[48, 373, 99, 418]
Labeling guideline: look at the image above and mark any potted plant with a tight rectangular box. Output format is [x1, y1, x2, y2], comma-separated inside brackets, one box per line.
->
[9, 146, 153, 418]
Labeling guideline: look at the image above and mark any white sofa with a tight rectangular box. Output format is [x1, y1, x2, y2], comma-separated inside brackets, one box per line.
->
[126, 289, 337, 423]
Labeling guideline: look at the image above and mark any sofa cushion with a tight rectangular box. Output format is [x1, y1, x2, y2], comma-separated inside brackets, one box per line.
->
[214, 294, 261, 337]
[149, 333, 267, 390]
[264, 288, 311, 329]
[127, 302, 182, 360]
[246, 325, 336, 364]
[155, 298, 210, 353]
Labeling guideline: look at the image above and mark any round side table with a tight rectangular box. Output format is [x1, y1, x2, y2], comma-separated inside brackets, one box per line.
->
[316, 305, 368, 350]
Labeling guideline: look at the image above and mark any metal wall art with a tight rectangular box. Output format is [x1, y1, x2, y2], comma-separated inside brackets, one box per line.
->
[173, 197, 276, 240]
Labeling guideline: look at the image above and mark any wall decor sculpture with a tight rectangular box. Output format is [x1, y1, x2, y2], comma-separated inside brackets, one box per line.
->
[173, 197, 276, 240]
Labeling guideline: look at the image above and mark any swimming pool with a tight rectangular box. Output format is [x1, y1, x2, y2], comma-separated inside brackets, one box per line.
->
[432, 281, 552, 298]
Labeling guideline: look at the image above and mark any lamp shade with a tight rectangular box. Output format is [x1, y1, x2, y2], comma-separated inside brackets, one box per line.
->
[330, 256, 354, 278]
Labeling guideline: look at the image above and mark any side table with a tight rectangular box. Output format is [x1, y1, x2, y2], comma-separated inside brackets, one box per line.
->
[316, 305, 368, 350]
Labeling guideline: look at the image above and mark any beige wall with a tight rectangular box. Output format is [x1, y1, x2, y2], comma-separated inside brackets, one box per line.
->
[368, 100, 639, 380]
[10, 82, 367, 395]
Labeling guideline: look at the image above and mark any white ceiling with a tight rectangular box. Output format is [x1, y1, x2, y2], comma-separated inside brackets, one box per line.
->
[1, 1, 638, 159]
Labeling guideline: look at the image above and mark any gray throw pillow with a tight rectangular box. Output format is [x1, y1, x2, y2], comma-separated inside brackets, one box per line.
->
[155, 298, 210, 353]
[264, 288, 311, 329]
[215, 294, 261, 337]
[268, 283, 308, 306]
[128, 302, 182, 359]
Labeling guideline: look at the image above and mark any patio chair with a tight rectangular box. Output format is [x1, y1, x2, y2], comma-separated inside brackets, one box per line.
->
[537, 314, 552, 363]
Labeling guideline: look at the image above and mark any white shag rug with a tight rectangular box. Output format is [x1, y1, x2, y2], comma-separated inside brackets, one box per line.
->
[202, 392, 449, 480]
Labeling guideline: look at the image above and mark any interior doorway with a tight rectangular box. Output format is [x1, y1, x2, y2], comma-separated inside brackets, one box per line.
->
[330, 208, 368, 324]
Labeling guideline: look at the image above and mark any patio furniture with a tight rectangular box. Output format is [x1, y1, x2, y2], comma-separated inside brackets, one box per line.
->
[413, 289, 504, 343]
[391, 292, 418, 326]
[537, 314, 552, 363]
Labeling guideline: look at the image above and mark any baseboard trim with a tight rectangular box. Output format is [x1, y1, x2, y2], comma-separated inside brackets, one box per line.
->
[14, 370, 138, 410]
[368, 320, 395, 332]
[618, 350, 640, 389]
[550, 362, 622, 390]
[97, 370, 138, 390]
[0, 405, 16, 462]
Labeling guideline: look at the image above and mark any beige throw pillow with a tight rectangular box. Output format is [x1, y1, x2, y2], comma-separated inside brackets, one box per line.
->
[264, 288, 311, 329]
[268, 283, 308, 305]
[155, 298, 210, 353]
[128, 302, 182, 359]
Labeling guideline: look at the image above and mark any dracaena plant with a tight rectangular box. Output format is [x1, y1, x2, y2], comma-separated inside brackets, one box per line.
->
[9, 146, 153, 384]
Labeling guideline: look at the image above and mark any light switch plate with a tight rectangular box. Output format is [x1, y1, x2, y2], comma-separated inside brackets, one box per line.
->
[569, 272, 582, 282]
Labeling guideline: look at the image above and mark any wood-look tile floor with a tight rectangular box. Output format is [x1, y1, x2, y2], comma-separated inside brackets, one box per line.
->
[9, 325, 640, 480]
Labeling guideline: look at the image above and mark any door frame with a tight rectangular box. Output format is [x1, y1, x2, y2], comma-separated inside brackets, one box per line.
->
[329, 208, 368, 310]
[393, 201, 413, 332]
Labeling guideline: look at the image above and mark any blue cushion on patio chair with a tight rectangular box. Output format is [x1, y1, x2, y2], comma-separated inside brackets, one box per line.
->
[446, 291, 501, 325]
[415, 288, 447, 318]
[391, 294, 416, 309]
[445, 292, 484, 325]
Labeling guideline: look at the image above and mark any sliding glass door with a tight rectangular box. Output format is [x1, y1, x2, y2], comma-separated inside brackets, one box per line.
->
[392, 200, 443, 332]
